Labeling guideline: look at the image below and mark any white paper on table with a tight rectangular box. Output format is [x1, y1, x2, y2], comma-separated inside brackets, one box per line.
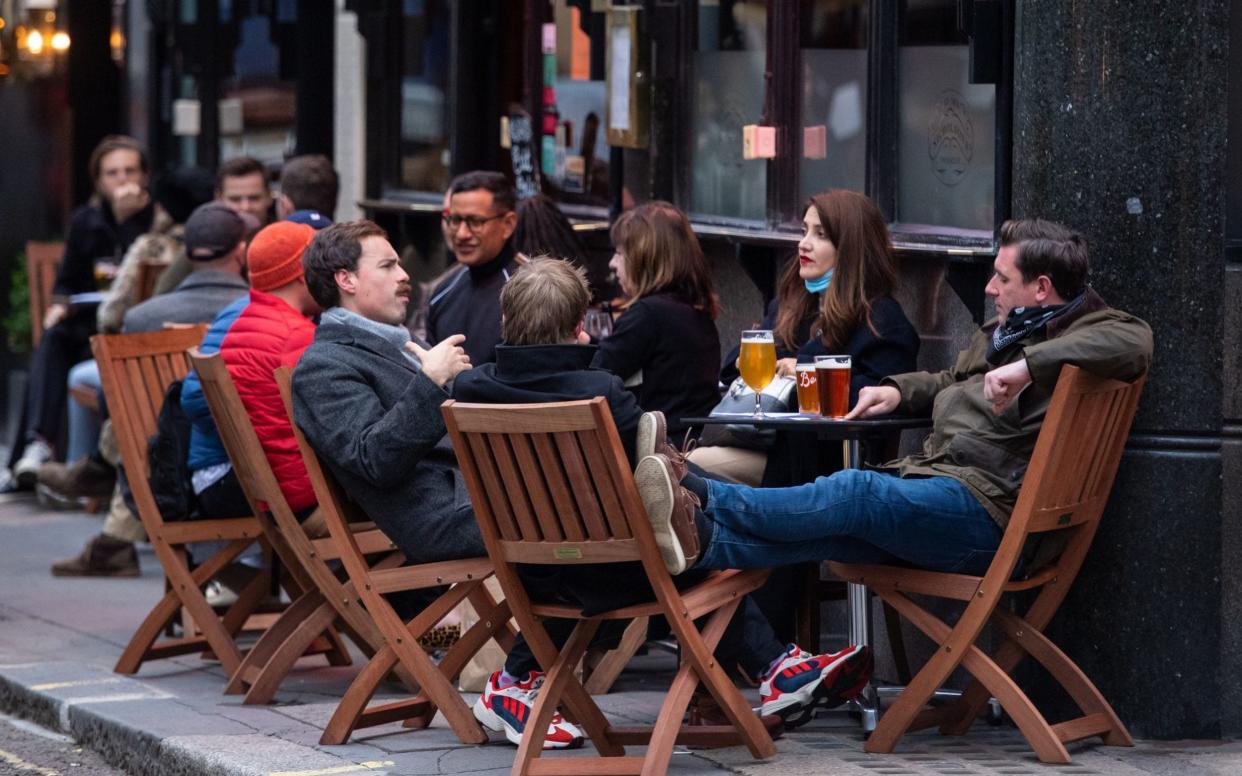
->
[708, 411, 818, 419]
[609, 26, 632, 132]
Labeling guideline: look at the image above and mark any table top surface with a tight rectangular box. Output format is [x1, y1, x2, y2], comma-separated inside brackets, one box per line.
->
[681, 413, 933, 435]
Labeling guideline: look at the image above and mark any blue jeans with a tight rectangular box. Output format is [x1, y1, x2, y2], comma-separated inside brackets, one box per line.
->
[66, 359, 102, 462]
[698, 470, 1002, 576]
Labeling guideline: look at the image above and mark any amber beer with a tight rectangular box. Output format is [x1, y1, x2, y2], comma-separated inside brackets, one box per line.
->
[795, 363, 819, 414]
[815, 355, 851, 419]
[738, 330, 776, 417]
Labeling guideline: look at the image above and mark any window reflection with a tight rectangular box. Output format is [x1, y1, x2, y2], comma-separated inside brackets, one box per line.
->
[690, 1, 767, 222]
[541, 0, 610, 207]
[218, 13, 297, 166]
[896, 0, 996, 231]
[799, 0, 868, 204]
[399, 0, 451, 193]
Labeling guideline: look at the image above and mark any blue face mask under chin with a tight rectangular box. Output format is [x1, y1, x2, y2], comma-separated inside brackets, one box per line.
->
[804, 269, 833, 294]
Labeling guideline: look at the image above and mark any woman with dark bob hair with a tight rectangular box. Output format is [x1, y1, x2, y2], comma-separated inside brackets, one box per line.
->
[593, 201, 721, 438]
[695, 189, 920, 485]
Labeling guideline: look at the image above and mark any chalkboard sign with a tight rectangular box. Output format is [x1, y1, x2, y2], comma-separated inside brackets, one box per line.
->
[508, 110, 540, 200]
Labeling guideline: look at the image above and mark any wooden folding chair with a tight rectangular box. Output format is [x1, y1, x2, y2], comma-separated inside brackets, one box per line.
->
[94, 327, 276, 678]
[443, 397, 777, 776]
[829, 365, 1147, 764]
[188, 348, 401, 703]
[25, 240, 62, 347]
[275, 367, 517, 745]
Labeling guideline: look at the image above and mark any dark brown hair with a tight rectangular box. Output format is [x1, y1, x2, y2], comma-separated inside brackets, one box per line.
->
[998, 218, 1089, 299]
[88, 135, 148, 182]
[773, 190, 897, 352]
[610, 201, 718, 318]
[303, 220, 388, 309]
[279, 154, 339, 217]
[216, 156, 268, 192]
[501, 257, 590, 345]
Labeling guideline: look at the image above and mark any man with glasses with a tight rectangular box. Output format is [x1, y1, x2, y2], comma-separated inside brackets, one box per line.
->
[427, 171, 522, 364]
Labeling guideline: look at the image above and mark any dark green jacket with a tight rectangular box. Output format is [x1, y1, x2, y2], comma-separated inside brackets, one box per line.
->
[880, 289, 1153, 529]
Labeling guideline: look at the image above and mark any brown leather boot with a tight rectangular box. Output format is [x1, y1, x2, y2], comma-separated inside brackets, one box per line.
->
[634, 453, 701, 574]
[51, 534, 139, 577]
[38, 456, 116, 498]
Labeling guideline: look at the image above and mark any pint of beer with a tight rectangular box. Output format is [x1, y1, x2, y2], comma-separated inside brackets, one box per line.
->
[815, 355, 851, 419]
[795, 363, 819, 414]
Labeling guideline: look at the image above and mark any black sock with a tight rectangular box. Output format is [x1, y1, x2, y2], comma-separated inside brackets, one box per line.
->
[682, 471, 709, 505]
[694, 506, 714, 557]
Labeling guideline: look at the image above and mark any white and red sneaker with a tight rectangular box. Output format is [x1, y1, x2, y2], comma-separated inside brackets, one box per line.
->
[473, 670, 585, 749]
[759, 644, 872, 728]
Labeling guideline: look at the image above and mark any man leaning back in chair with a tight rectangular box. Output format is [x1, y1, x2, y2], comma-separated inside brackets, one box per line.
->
[633, 219, 1153, 603]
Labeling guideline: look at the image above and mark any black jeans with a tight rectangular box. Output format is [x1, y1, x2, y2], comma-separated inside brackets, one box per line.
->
[9, 305, 96, 464]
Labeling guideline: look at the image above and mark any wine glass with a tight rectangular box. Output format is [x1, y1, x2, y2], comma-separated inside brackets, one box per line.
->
[738, 330, 776, 418]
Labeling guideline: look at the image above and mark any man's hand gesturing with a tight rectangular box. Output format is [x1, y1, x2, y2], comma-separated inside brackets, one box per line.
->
[406, 333, 471, 388]
[983, 358, 1031, 415]
[845, 385, 901, 420]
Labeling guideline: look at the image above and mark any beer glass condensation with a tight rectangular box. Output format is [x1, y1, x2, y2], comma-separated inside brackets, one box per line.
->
[739, 330, 776, 417]
[815, 355, 851, 419]
[795, 363, 819, 414]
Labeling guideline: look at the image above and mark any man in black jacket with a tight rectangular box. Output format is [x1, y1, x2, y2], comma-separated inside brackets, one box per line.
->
[7, 136, 156, 490]
[453, 257, 872, 735]
[426, 171, 522, 365]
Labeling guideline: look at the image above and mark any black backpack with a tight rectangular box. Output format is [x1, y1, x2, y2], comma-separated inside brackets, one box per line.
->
[121, 378, 198, 522]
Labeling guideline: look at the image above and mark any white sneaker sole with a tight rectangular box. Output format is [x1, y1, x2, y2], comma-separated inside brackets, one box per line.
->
[636, 412, 660, 464]
[760, 645, 870, 720]
[634, 455, 686, 575]
[472, 693, 583, 749]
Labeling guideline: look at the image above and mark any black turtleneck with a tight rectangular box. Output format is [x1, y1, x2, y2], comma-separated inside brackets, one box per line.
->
[425, 240, 521, 365]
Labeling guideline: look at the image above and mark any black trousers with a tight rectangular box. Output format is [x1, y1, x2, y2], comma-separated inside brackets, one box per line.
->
[9, 305, 97, 465]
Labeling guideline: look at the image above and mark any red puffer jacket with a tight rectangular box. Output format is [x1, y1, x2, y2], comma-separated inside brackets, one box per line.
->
[220, 290, 317, 512]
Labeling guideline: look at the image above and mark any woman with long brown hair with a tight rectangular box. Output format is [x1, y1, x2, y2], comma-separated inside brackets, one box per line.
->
[701, 189, 920, 485]
[593, 201, 721, 438]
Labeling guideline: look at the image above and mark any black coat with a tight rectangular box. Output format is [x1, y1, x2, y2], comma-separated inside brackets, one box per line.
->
[721, 295, 920, 406]
[591, 292, 720, 434]
[54, 201, 156, 297]
[453, 344, 644, 466]
[425, 242, 521, 365]
[452, 341, 694, 615]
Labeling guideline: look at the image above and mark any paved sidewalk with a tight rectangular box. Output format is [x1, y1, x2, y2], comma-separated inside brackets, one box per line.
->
[0, 494, 1237, 776]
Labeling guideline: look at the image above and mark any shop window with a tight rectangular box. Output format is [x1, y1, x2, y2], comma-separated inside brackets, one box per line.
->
[799, 0, 869, 205]
[218, 13, 297, 166]
[398, 0, 452, 192]
[689, 0, 768, 222]
[895, 0, 996, 233]
[540, 0, 611, 208]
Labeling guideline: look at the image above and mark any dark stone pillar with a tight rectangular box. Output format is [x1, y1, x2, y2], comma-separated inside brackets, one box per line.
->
[1011, 1, 1227, 738]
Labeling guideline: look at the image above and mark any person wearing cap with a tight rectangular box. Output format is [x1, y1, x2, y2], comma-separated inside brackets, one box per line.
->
[50, 202, 254, 578]
[276, 153, 338, 228]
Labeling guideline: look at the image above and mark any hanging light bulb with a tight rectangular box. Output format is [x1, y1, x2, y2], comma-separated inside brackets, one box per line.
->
[26, 29, 43, 55]
[50, 31, 69, 51]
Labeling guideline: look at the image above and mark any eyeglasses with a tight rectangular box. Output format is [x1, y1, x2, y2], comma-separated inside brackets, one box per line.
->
[441, 212, 507, 233]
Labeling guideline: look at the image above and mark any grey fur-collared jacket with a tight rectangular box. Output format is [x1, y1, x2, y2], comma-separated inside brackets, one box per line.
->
[290, 317, 484, 563]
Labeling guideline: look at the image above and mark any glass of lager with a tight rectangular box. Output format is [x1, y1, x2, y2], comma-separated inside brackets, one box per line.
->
[795, 363, 819, 414]
[738, 330, 776, 417]
[815, 355, 852, 419]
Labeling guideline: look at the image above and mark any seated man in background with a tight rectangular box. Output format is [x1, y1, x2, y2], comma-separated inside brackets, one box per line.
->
[50, 203, 255, 577]
[633, 219, 1153, 586]
[427, 171, 523, 365]
[451, 257, 872, 733]
[275, 153, 339, 228]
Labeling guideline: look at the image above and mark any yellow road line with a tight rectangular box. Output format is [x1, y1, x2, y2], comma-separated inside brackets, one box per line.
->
[0, 746, 61, 776]
[267, 761, 394, 776]
[30, 678, 122, 691]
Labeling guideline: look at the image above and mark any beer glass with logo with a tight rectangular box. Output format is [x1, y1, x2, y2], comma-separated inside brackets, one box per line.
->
[738, 330, 776, 417]
[795, 363, 819, 414]
[815, 355, 851, 419]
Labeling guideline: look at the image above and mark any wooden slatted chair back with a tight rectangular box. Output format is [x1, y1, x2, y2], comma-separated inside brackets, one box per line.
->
[443, 398, 650, 567]
[93, 327, 208, 497]
[26, 241, 63, 347]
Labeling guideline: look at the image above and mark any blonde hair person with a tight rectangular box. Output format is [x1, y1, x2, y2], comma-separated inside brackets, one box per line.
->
[500, 256, 590, 346]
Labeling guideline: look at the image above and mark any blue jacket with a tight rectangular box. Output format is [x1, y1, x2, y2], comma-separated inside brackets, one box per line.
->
[181, 295, 248, 471]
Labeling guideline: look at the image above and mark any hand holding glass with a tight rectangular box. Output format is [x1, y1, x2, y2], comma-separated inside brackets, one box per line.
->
[738, 330, 776, 418]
